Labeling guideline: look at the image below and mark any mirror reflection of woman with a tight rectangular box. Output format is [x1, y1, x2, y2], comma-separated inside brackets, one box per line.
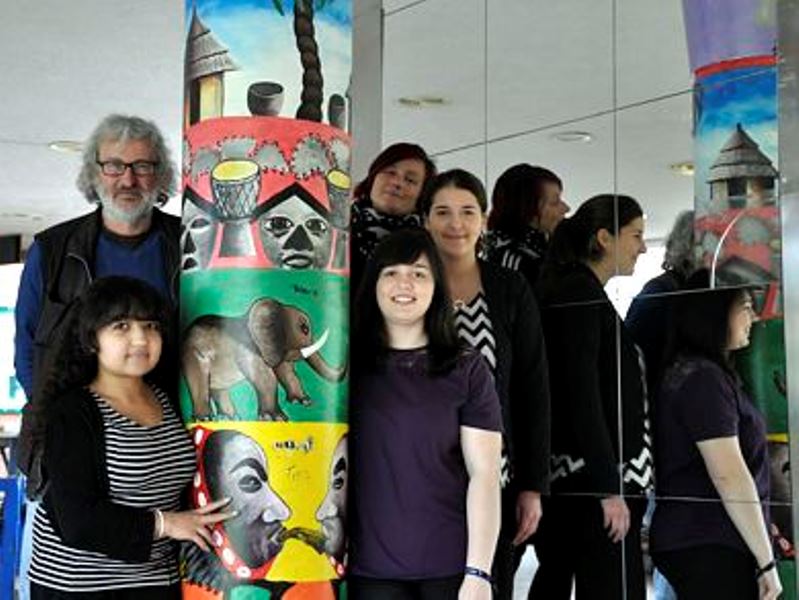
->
[349, 229, 502, 600]
[650, 270, 781, 600]
[484, 164, 569, 287]
[533, 194, 651, 600]
[350, 143, 437, 286]
[420, 169, 551, 600]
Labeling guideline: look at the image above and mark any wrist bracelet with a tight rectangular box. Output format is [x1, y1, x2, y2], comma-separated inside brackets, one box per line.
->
[464, 566, 493, 584]
[755, 560, 776, 579]
[153, 508, 165, 539]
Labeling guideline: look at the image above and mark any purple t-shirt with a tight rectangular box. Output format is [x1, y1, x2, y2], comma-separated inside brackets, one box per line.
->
[650, 356, 769, 554]
[350, 348, 502, 579]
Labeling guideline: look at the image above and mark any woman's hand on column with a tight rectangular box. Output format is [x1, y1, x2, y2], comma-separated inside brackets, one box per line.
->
[161, 497, 236, 550]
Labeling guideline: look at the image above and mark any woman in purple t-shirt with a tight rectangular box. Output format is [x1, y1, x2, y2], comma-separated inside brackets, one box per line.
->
[650, 269, 781, 599]
[350, 228, 503, 600]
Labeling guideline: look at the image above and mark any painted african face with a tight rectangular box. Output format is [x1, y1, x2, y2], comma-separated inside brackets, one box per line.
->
[258, 195, 332, 269]
[370, 158, 426, 216]
[727, 292, 756, 351]
[425, 186, 486, 261]
[602, 216, 647, 276]
[96, 139, 159, 226]
[181, 199, 216, 271]
[376, 256, 436, 332]
[94, 319, 162, 380]
[535, 181, 570, 235]
[214, 434, 291, 568]
[315, 435, 347, 560]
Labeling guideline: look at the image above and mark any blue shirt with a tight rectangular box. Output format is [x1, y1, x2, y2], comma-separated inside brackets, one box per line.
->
[14, 230, 170, 398]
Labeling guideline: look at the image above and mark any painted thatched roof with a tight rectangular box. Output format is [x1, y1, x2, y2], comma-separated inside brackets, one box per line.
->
[708, 123, 777, 182]
[185, 8, 237, 81]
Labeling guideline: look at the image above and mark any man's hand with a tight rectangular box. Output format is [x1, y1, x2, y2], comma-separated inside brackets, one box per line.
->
[600, 495, 629, 543]
[512, 490, 542, 545]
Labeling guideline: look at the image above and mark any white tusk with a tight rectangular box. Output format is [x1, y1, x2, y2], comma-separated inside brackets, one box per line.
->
[300, 329, 329, 359]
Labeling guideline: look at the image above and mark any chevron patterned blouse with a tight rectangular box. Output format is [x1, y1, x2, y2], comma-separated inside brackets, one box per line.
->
[454, 292, 512, 486]
[453, 292, 497, 373]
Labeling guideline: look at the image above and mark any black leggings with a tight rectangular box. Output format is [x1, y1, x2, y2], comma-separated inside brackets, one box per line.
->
[30, 582, 181, 599]
[529, 494, 647, 600]
[348, 575, 463, 599]
[652, 544, 758, 599]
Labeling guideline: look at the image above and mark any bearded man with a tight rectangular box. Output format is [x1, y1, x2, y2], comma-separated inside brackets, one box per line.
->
[14, 113, 181, 598]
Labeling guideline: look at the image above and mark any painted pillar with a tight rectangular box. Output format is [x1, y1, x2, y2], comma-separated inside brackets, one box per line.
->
[682, 0, 796, 594]
[179, 2, 351, 598]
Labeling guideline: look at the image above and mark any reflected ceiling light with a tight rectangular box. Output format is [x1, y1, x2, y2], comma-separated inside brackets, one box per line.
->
[48, 140, 83, 153]
[669, 161, 695, 176]
[550, 130, 593, 143]
[397, 96, 448, 108]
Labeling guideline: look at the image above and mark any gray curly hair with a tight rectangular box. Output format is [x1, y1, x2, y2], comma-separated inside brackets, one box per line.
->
[76, 114, 177, 205]
[663, 210, 697, 278]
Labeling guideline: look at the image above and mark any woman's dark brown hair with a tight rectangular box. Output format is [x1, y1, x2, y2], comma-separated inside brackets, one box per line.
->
[352, 142, 436, 206]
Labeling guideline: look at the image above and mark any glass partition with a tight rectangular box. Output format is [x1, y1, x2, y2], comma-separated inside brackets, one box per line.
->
[375, 0, 796, 596]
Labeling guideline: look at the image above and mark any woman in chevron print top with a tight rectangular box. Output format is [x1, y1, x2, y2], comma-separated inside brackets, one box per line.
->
[421, 169, 551, 600]
[533, 194, 653, 600]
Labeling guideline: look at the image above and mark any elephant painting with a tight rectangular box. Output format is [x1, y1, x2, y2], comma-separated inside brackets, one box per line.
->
[182, 297, 346, 421]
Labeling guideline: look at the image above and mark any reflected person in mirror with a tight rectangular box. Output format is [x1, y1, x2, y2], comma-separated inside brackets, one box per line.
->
[484, 164, 570, 287]
[650, 269, 781, 600]
[533, 194, 651, 600]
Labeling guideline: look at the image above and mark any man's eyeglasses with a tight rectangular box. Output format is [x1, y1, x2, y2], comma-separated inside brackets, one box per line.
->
[96, 159, 159, 177]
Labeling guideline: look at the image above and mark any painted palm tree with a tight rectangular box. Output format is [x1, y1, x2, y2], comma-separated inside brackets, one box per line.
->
[270, 0, 335, 122]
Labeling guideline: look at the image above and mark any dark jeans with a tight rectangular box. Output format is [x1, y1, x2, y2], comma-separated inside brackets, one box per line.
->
[348, 575, 463, 599]
[31, 583, 181, 600]
[529, 494, 647, 600]
[652, 544, 758, 600]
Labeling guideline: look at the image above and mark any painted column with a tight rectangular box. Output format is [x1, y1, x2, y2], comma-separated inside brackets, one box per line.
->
[179, 2, 351, 598]
[682, 0, 796, 594]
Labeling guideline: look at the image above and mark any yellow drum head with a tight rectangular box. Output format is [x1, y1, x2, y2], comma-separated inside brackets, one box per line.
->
[212, 159, 260, 183]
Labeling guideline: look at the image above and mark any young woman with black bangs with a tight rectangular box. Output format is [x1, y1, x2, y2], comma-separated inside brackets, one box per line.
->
[349, 229, 502, 600]
[28, 276, 232, 599]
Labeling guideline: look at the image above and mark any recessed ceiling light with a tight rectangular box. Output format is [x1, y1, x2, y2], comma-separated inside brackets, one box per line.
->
[48, 140, 83, 153]
[669, 161, 694, 176]
[397, 96, 448, 108]
[550, 131, 593, 143]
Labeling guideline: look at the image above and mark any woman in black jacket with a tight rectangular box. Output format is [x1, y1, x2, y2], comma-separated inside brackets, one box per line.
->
[350, 142, 436, 288]
[533, 194, 651, 600]
[483, 164, 569, 287]
[28, 277, 232, 599]
[420, 169, 551, 600]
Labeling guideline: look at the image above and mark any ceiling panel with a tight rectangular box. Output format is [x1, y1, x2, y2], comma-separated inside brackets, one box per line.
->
[616, 93, 695, 240]
[485, 114, 615, 222]
[486, 0, 614, 139]
[0, 0, 183, 237]
[616, 0, 692, 105]
[382, 0, 487, 154]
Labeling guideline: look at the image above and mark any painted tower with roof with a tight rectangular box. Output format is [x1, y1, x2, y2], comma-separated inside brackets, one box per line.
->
[708, 123, 778, 209]
[184, 7, 237, 127]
